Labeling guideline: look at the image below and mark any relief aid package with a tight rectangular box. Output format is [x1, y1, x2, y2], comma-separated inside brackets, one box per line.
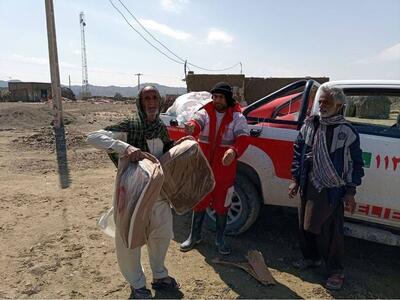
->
[159, 140, 215, 214]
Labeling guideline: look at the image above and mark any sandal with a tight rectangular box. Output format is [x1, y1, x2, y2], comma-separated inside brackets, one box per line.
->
[151, 276, 181, 290]
[130, 286, 152, 299]
[326, 273, 345, 290]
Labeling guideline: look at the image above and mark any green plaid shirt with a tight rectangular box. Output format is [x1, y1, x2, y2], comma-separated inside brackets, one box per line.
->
[104, 106, 173, 167]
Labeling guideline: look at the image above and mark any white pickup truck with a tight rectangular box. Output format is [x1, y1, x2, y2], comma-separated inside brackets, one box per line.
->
[161, 80, 400, 246]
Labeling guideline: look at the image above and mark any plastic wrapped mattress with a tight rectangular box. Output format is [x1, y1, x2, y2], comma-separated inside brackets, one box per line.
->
[159, 139, 215, 214]
[113, 154, 164, 249]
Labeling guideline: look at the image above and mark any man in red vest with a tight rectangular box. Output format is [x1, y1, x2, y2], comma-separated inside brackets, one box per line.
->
[180, 82, 249, 255]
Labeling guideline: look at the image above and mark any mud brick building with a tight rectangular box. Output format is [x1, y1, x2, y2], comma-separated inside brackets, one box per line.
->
[8, 82, 51, 102]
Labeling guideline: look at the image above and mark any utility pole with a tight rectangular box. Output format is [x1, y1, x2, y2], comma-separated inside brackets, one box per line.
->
[135, 73, 142, 91]
[80, 12, 89, 97]
[184, 60, 187, 77]
[45, 0, 70, 189]
[68, 75, 71, 89]
[184, 60, 188, 93]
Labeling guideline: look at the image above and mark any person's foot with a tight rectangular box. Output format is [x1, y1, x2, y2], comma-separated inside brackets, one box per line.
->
[292, 258, 322, 270]
[326, 273, 345, 290]
[215, 214, 230, 255]
[180, 236, 202, 252]
[180, 211, 205, 252]
[129, 286, 152, 299]
[216, 241, 231, 255]
[151, 276, 181, 290]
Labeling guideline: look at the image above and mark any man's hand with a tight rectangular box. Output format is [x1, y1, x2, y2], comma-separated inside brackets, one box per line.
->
[125, 146, 145, 162]
[344, 193, 356, 214]
[184, 122, 195, 135]
[288, 180, 299, 199]
[175, 135, 196, 145]
[222, 149, 236, 166]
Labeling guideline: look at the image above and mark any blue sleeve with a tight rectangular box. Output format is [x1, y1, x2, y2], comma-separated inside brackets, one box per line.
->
[349, 132, 364, 187]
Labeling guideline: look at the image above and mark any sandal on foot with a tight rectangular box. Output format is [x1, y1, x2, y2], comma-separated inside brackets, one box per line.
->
[326, 273, 345, 290]
[151, 276, 181, 290]
[130, 286, 152, 299]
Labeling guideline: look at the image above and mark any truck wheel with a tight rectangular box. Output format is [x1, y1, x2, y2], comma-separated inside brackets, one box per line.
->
[204, 174, 261, 235]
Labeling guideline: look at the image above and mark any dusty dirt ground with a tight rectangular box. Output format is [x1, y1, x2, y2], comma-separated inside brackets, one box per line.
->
[0, 101, 399, 299]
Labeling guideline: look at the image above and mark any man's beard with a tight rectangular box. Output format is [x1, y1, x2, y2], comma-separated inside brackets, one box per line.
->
[146, 109, 159, 120]
[320, 108, 340, 118]
[215, 103, 227, 112]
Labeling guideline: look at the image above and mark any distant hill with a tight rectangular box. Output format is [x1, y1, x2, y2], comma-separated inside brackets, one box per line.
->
[0, 80, 21, 88]
[0, 80, 186, 97]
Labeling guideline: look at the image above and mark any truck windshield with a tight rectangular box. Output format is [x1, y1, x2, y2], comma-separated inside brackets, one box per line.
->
[312, 88, 400, 138]
[344, 94, 400, 129]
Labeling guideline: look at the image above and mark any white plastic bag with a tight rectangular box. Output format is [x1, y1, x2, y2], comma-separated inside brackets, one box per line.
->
[97, 206, 116, 238]
[165, 91, 211, 125]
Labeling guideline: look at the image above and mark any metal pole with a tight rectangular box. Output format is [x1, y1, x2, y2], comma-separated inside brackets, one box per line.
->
[135, 73, 142, 91]
[45, 0, 70, 188]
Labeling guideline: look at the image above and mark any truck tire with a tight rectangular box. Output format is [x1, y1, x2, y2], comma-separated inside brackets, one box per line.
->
[204, 173, 261, 235]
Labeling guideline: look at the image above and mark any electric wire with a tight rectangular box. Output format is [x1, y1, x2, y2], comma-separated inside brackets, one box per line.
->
[117, 0, 186, 63]
[110, 0, 241, 72]
[108, 0, 184, 65]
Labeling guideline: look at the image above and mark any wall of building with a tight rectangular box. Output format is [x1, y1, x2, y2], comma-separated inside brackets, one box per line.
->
[162, 94, 179, 112]
[186, 74, 245, 104]
[8, 82, 52, 102]
[186, 74, 329, 105]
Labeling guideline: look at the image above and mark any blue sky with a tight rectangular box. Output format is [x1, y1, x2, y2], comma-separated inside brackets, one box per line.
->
[0, 0, 399, 87]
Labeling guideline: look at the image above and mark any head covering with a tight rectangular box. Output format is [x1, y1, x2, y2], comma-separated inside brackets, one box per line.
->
[210, 82, 235, 107]
[104, 85, 172, 167]
[135, 86, 165, 139]
[137, 86, 161, 120]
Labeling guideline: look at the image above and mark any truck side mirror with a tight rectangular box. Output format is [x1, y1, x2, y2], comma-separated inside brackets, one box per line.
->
[250, 128, 261, 137]
[170, 119, 178, 127]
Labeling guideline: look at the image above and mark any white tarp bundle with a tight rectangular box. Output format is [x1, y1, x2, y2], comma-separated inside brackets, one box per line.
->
[165, 91, 211, 125]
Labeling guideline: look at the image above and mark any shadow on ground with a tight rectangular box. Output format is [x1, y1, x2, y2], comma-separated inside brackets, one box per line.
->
[173, 206, 400, 299]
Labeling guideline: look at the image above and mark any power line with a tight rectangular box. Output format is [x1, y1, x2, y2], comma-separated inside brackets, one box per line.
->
[187, 61, 242, 72]
[117, 0, 186, 64]
[110, 0, 242, 73]
[108, 0, 184, 65]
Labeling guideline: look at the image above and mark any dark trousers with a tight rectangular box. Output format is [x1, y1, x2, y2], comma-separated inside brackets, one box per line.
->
[298, 182, 345, 275]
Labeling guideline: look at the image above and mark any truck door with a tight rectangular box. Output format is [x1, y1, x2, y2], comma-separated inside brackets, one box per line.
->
[242, 80, 320, 207]
[342, 89, 400, 228]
